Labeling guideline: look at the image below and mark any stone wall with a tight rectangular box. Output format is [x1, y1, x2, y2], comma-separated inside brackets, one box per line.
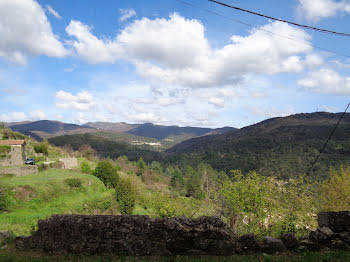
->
[15, 215, 238, 256]
[0, 145, 25, 167]
[14, 212, 350, 256]
[59, 157, 78, 169]
[0, 166, 38, 176]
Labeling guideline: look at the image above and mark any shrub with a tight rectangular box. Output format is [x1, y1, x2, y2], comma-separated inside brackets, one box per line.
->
[0, 145, 11, 159]
[116, 177, 137, 215]
[34, 141, 49, 155]
[65, 178, 83, 188]
[80, 159, 92, 174]
[136, 157, 146, 176]
[93, 161, 119, 188]
[0, 185, 8, 212]
[320, 166, 350, 211]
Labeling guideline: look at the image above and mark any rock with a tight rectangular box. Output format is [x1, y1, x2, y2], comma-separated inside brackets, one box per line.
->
[0, 231, 12, 247]
[15, 215, 239, 256]
[329, 239, 349, 250]
[309, 228, 333, 244]
[318, 212, 350, 233]
[262, 236, 286, 254]
[238, 234, 261, 253]
[299, 239, 327, 252]
[339, 232, 350, 244]
[281, 233, 299, 250]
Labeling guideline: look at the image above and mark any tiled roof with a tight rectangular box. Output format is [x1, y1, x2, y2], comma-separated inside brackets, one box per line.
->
[0, 140, 26, 145]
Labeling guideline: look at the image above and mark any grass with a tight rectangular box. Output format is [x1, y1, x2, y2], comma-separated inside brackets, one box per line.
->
[1, 250, 350, 262]
[0, 169, 115, 235]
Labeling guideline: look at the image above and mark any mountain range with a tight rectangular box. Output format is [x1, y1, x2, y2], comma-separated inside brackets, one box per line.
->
[2, 120, 236, 148]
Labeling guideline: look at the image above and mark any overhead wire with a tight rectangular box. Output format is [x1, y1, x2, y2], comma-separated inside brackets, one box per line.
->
[174, 0, 350, 58]
[209, 0, 350, 37]
[306, 103, 350, 176]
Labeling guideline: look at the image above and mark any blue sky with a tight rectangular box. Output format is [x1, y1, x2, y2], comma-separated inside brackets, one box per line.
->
[0, 0, 349, 128]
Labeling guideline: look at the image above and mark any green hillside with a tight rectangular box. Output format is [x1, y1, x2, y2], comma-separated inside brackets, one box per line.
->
[166, 112, 350, 180]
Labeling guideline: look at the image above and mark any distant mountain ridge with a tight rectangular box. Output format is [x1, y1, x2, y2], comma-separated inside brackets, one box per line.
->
[4, 120, 236, 148]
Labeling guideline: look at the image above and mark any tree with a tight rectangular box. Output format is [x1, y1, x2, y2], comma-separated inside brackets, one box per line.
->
[93, 160, 119, 188]
[34, 141, 49, 155]
[185, 166, 204, 199]
[116, 177, 137, 215]
[136, 157, 146, 176]
[80, 159, 92, 174]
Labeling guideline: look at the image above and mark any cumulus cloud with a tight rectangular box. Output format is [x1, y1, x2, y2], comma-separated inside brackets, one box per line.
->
[46, 5, 62, 19]
[298, 68, 350, 95]
[30, 110, 46, 120]
[66, 14, 315, 89]
[0, 112, 28, 122]
[66, 20, 123, 64]
[199, 88, 237, 108]
[0, 0, 68, 64]
[55, 90, 96, 111]
[119, 8, 136, 22]
[297, 0, 350, 22]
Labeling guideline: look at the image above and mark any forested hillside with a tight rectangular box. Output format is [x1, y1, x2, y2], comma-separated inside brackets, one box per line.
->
[166, 112, 350, 180]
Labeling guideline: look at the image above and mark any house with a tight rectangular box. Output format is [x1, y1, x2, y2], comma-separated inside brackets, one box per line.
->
[0, 140, 26, 167]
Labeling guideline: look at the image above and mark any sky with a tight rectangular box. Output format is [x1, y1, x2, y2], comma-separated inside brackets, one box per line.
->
[0, 0, 349, 128]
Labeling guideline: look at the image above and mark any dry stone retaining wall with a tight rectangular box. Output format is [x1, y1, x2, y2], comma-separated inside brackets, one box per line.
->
[15, 215, 238, 256]
[14, 212, 350, 256]
[59, 157, 78, 169]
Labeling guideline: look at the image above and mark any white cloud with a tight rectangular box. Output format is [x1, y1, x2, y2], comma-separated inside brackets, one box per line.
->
[321, 105, 340, 113]
[199, 88, 237, 108]
[67, 14, 314, 89]
[249, 106, 296, 118]
[0, 112, 28, 122]
[55, 90, 96, 111]
[297, 0, 350, 22]
[298, 68, 350, 95]
[119, 8, 136, 22]
[46, 5, 62, 19]
[30, 110, 46, 120]
[0, 0, 68, 64]
[66, 20, 123, 64]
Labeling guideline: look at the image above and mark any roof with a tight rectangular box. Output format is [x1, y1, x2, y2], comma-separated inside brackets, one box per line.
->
[0, 140, 26, 145]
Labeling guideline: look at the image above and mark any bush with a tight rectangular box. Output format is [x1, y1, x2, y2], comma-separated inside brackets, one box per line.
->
[93, 161, 119, 188]
[0, 185, 8, 212]
[320, 166, 350, 211]
[34, 141, 49, 155]
[136, 157, 146, 176]
[116, 177, 137, 215]
[65, 178, 83, 188]
[80, 159, 92, 174]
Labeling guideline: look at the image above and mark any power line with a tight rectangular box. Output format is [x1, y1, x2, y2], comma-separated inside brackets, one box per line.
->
[209, 0, 350, 37]
[174, 0, 350, 59]
[306, 102, 350, 176]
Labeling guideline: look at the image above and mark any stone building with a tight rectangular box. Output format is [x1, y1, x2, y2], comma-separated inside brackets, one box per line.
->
[0, 140, 26, 167]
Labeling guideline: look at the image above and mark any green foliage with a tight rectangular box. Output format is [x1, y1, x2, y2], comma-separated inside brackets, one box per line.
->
[185, 166, 205, 200]
[220, 170, 317, 237]
[34, 141, 49, 155]
[136, 157, 146, 176]
[150, 161, 163, 174]
[0, 184, 9, 212]
[320, 166, 350, 211]
[0, 145, 11, 159]
[80, 159, 92, 174]
[93, 161, 119, 188]
[152, 193, 206, 218]
[116, 177, 137, 215]
[64, 178, 83, 189]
